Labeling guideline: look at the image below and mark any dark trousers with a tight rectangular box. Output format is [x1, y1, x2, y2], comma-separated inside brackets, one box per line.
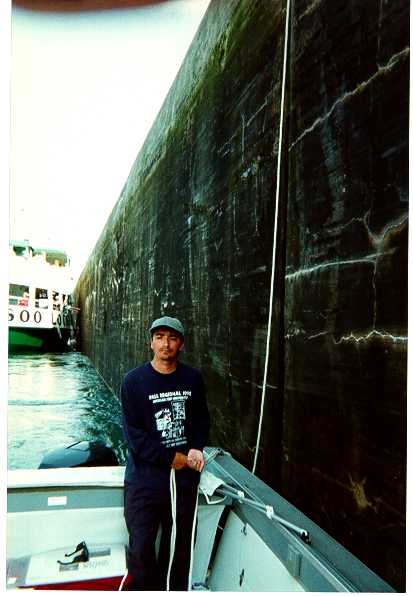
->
[124, 480, 198, 591]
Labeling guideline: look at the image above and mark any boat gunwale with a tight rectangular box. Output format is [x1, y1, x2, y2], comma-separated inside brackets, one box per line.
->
[7, 466, 125, 490]
[206, 449, 396, 593]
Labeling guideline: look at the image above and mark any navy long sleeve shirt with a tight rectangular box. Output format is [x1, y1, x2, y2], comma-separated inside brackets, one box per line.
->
[121, 361, 210, 488]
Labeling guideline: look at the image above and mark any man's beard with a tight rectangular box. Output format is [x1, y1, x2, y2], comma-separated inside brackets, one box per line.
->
[159, 351, 175, 361]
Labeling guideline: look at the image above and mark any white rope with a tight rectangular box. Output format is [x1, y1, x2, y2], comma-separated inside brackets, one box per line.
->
[118, 570, 128, 591]
[121, 465, 202, 591]
[166, 468, 177, 591]
[252, 0, 292, 475]
[187, 490, 199, 590]
[214, 485, 309, 541]
[265, 505, 274, 519]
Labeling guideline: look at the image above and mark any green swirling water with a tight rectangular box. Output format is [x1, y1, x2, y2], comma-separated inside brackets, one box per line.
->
[8, 352, 127, 470]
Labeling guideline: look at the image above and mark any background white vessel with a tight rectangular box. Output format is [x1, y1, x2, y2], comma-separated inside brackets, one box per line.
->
[8, 239, 79, 352]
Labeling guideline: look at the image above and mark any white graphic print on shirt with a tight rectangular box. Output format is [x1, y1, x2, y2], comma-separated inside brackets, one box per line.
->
[150, 390, 191, 449]
[155, 409, 172, 431]
[172, 401, 185, 420]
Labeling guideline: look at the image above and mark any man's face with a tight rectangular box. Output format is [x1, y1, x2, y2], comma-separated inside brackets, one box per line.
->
[151, 327, 184, 363]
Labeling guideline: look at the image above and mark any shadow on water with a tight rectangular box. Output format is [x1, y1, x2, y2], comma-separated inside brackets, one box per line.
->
[8, 351, 127, 469]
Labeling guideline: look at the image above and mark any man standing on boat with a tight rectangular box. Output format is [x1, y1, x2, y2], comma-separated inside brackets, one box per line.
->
[120, 316, 210, 591]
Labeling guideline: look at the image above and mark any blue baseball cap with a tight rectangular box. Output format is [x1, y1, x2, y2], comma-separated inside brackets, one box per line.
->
[149, 316, 185, 337]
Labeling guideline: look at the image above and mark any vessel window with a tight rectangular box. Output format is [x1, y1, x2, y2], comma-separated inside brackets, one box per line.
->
[10, 284, 29, 296]
[13, 246, 28, 257]
[35, 288, 49, 309]
[9, 284, 29, 306]
[43, 252, 67, 266]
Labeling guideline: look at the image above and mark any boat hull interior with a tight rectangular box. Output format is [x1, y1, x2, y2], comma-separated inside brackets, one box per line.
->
[7, 449, 395, 592]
